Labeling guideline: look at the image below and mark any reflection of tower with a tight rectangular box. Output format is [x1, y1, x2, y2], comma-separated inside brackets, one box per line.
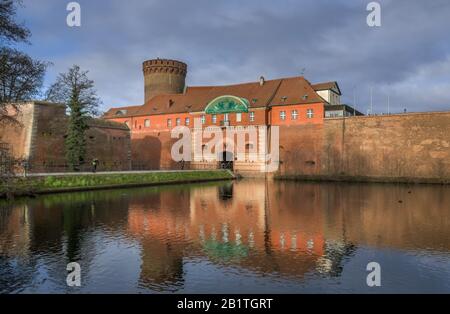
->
[143, 58, 187, 103]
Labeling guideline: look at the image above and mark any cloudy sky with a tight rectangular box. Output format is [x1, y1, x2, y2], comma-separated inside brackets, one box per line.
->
[14, 0, 450, 114]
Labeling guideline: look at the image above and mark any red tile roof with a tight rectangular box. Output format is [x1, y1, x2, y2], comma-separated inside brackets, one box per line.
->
[104, 76, 328, 118]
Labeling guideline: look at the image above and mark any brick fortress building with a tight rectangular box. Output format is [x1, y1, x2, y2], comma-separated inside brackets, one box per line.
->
[104, 58, 347, 175]
[104, 58, 450, 181]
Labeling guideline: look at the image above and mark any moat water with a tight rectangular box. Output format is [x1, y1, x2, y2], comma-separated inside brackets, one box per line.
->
[1, 179, 449, 293]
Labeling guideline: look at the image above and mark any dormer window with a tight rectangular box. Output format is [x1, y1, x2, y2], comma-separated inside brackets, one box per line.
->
[281, 96, 288, 102]
[116, 110, 127, 115]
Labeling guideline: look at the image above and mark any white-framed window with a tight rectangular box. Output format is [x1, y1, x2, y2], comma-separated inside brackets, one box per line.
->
[185, 117, 190, 126]
[236, 112, 242, 122]
[212, 114, 217, 124]
[224, 113, 229, 121]
[201, 115, 206, 124]
[280, 111, 286, 121]
[144, 119, 150, 127]
[249, 111, 255, 122]
[291, 110, 298, 120]
[307, 109, 314, 119]
[167, 119, 172, 128]
[176, 118, 181, 126]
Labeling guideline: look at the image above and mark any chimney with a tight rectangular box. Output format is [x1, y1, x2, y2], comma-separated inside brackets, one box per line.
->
[259, 76, 265, 86]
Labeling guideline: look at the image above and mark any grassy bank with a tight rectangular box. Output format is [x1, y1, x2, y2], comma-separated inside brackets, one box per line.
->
[275, 174, 450, 185]
[0, 170, 234, 197]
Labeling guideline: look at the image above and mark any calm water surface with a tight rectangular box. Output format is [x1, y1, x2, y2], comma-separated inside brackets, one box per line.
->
[0, 179, 449, 293]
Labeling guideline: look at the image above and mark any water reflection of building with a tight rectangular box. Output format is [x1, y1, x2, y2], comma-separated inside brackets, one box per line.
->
[126, 181, 450, 287]
[1, 181, 449, 292]
[0, 204, 31, 260]
[0, 192, 131, 292]
[127, 180, 334, 287]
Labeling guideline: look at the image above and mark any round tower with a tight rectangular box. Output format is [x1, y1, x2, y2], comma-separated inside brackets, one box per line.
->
[143, 58, 187, 103]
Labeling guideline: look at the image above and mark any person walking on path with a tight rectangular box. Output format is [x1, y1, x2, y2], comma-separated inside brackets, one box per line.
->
[92, 158, 99, 173]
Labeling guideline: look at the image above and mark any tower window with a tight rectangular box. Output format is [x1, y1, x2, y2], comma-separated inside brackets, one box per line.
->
[176, 118, 181, 126]
[212, 114, 217, 124]
[236, 112, 242, 122]
[201, 115, 206, 124]
[167, 119, 172, 128]
[224, 113, 229, 122]
[185, 117, 190, 126]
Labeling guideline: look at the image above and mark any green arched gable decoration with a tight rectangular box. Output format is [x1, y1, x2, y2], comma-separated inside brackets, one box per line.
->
[205, 95, 249, 114]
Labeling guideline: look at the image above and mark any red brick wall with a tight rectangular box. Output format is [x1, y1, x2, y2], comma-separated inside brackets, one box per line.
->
[130, 130, 183, 170]
[278, 111, 450, 181]
[321, 112, 450, 180]
[277, 124, 324, 176]
[1, 102, 132, 173]
[0, 104, 34, 159]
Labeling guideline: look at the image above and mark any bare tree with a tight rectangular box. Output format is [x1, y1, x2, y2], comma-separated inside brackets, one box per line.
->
[0, 0, 48, 124]
[0, 47, 48, 120]
[0, 0, 30, 45]
[46, 65, 101, 116]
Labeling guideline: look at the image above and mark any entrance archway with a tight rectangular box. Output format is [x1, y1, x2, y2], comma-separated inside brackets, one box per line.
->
[219, 151, 234, 171]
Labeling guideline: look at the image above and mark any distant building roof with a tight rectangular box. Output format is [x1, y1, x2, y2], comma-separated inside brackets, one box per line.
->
[87, 117, 130, 130]
[325, 104, 364, 116]
[312, 81, 342, 95]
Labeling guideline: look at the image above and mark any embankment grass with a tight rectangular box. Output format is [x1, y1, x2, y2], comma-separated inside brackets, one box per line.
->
[0, 170, 234, 197]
